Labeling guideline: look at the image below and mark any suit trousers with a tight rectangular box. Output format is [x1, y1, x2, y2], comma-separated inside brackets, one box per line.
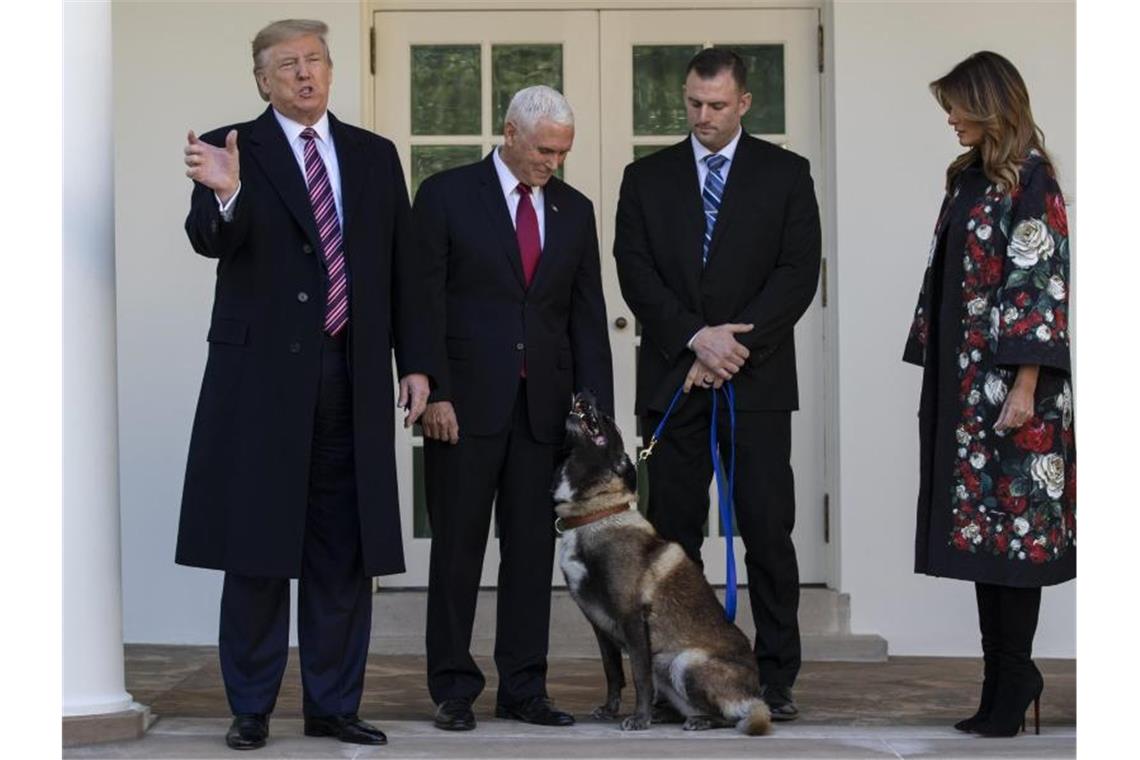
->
[424, 382, 561, 706]
[218, 332, 373, 717]
[642, 391, 802, 688]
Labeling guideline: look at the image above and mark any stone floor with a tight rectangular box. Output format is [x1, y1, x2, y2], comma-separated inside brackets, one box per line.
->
[63, 645, 1076, 758]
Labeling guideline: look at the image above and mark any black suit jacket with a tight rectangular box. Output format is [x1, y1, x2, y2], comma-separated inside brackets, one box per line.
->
[614, 134, 821, 414]
[176, 106, 430, 578]
[414, 153, 613, 443]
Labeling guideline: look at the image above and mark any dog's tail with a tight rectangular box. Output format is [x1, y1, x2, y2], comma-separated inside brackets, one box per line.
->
[729, 698, 771, 736]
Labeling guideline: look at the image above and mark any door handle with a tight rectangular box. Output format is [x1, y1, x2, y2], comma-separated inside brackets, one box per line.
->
[614, 316, 629, 329]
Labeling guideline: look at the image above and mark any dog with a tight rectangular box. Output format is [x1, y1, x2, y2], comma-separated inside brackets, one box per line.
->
[552, 391, 771, 735]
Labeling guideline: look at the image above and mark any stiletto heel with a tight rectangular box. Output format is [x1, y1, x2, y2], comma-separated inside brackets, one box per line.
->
[977, 666, 1043, 738]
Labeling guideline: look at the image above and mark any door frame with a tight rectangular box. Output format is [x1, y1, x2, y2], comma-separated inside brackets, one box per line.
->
[360, 0, 841, 592]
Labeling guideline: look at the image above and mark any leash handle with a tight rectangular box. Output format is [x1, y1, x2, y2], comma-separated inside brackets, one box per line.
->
[710, 383, 738, 623]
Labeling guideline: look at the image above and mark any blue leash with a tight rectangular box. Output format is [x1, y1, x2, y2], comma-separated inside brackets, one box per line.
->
[640, 381, 738, 623]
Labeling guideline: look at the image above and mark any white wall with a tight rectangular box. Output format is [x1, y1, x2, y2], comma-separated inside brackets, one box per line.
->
[114, 2, 362, 644]
[830, 0, 1076, 656]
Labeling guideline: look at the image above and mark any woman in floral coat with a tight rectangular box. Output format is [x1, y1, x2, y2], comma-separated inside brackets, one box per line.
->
[903, 51, 1074, 738]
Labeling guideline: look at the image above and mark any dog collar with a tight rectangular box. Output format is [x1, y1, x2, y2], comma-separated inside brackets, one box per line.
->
[554, 503, 634, 534]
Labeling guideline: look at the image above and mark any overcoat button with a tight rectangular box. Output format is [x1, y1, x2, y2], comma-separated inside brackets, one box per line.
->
[302, 243, 314, 254]
[289, 342, 302, 354]
[515, 342, 525, 351]
[297, 292, 309, 303]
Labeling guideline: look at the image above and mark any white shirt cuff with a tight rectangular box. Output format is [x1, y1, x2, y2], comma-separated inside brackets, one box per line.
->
[215, 182, 242, 221]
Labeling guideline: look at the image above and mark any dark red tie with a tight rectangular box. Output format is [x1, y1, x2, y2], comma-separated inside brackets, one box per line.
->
[516, 183, 541, 287]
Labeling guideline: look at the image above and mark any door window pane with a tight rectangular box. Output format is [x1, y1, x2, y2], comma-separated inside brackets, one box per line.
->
[411, 45, 481, 135]
[411, 145, 483, 196]
[632, 45, 701, 135]
[493, 44, 563, 134]
[722, 44, 785, 134]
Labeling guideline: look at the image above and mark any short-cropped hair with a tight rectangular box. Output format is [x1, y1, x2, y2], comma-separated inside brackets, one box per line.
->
[686, 48, 748, 92]
[504, 85, 575, 134]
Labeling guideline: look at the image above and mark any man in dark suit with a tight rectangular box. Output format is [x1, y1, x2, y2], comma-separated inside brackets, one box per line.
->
[413, 85, 613, 732]
[177, 19, 431, 750]
[614, 48, 821, 721]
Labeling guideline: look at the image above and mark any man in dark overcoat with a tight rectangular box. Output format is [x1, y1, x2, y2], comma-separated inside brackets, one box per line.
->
[176, 19, 431, 750]
[613, 48, 821, 721]
[413, 85, 613, 732]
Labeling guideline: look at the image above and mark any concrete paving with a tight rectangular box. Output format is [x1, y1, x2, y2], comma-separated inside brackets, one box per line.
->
[64, 717, 1076, 758]
[63, 647, 1076, 759]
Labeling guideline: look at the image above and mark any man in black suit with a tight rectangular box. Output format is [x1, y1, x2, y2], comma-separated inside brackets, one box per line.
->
[177, 19, 431, 750]
[614, 48, 821, 720]
[414, 85, 613, 732]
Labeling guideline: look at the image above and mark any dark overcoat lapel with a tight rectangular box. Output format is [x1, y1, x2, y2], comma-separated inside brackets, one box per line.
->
[246, 108, 321, 250]
[330, 113, 366, 239]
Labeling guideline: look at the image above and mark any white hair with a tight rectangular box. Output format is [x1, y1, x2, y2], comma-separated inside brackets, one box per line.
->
[504, 85, 574, 134]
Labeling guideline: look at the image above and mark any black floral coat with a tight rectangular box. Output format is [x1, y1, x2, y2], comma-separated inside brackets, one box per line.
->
[903, 152, 1075, 587]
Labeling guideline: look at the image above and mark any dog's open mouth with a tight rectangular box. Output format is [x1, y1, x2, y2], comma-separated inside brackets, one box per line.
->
[570, 396, 607, 446]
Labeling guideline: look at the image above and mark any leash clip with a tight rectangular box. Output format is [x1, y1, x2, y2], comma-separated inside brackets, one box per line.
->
[638, 439, 658, 462]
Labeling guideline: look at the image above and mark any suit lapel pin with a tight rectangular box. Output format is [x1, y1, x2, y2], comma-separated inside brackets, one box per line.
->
[551, 204, 559, 213]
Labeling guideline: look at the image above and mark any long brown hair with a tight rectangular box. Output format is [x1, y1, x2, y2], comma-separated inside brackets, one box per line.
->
[930, 51, 1052, 192]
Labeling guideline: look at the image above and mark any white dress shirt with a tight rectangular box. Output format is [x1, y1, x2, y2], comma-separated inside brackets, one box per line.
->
[691, 127, 742, 192]
[492, 146, 546, 248]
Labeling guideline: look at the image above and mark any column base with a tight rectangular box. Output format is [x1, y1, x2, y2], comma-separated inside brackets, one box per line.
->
[62, 702, 152, 747]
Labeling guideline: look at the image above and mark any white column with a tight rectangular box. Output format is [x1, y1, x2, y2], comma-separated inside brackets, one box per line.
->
[62, 0, 133, 717]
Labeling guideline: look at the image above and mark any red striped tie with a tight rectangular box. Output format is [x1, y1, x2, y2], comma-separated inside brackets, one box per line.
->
[300, 128, 348, 336]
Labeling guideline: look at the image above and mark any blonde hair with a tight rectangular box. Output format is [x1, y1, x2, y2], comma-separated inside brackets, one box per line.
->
[251, 19, 331, 102]
[930, 51, 1052, 192]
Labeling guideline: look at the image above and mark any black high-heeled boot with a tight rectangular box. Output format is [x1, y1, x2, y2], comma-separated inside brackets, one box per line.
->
[954, 583, 1001, 732]
[975, 585, 1043, 737]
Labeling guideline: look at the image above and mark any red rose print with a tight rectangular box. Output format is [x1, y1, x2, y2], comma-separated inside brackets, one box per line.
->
[1046, 193, 1069, 237]
[1012, 418, 1054, 453]
[1054, 308, 1067, 331]
[981, 257, 1003, 285]
[969, 240, 986, 263]
[995, 532, 1009, 552]
[1014, 292, 1031, 308]
[953, 533, 969, 550]
[967, 330, 987, 348]
[1028, 543, 1048, 564]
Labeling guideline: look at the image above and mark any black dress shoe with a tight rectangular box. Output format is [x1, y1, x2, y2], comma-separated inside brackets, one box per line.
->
[495, 696, 575, 726]
[225, 713, 268, 750]
[434, 699, 476, 731]
[303, 714, 387, 745]
[759, 684, 800, 722]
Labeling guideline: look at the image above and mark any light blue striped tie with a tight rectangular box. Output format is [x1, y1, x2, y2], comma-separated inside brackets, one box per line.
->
[702, 153, 728, 266]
